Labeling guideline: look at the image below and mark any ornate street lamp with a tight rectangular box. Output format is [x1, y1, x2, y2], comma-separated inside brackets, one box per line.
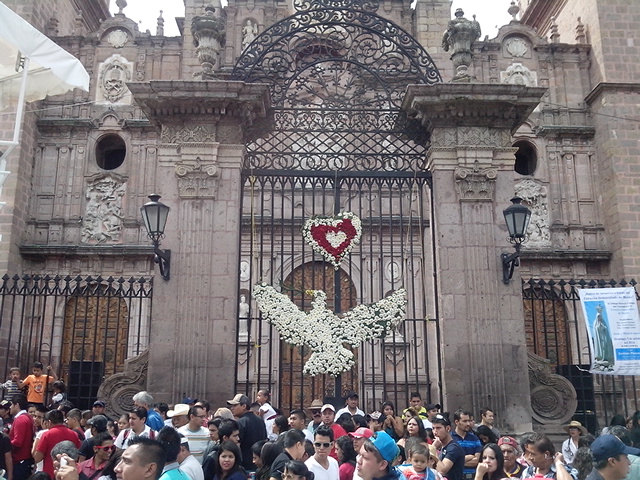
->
[501, 196, 531, 284]
[140, 194, 171, 281]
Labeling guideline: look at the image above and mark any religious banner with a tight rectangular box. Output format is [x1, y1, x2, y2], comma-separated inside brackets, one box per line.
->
[578, 287, 640, 375]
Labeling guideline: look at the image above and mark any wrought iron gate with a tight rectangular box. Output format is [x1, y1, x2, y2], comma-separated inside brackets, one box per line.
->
[523, 278, 640, 433]
[232, 0, 442, 412]
[0, 275, 152, 409]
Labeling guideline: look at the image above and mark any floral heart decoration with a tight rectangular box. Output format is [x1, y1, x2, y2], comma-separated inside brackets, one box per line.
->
[302, 212, 362, 269]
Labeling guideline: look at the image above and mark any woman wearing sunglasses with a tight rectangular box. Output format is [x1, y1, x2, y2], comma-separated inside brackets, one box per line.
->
[77, 432, 115, 480]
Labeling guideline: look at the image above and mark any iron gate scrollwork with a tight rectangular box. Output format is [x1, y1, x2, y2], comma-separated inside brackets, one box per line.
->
[232, 0, 441, 413]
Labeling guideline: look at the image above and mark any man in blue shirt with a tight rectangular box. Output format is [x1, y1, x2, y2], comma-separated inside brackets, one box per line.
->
[451, 410, 482, 480]
[133, 391, 165, 432]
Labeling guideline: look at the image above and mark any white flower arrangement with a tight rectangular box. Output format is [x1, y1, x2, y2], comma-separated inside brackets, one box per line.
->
[302, 212, 362, 269]
[253, 283, 406, 376]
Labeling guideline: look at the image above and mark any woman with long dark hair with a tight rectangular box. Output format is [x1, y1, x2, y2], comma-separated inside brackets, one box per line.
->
[283, 460, 315, 480]
[397, 416, 429, 448]
[381, 402, 404, 440]
[256, 441, 283, 480]
[212, 441, 246, 480]
[474, 444, 507, 480]
[335, 436, 357, 480]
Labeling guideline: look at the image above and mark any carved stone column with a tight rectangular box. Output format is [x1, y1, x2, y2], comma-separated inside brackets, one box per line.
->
[128, 80, 270, 406]
[403, 83, 545, 433]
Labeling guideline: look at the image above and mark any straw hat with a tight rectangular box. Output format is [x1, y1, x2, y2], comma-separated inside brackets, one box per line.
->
[563, 420, 587, 435]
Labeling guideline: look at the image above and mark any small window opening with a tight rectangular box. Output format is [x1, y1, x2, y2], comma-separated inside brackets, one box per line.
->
[513, 140, 537, 175]
[95, 134, 126, 170]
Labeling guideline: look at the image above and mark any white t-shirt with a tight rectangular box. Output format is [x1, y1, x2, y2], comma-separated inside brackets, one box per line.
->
[114, 426, 154, 449]
[180, 454, 205, 480]
[335, 407, 365, 418]
[178, 425, 210, 464]
[260, 402, 278, 440]
[306, 455, 340, 480]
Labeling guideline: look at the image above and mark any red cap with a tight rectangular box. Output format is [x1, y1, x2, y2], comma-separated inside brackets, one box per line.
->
[349, 427, 374, 439]
[497, 436, 519, 450]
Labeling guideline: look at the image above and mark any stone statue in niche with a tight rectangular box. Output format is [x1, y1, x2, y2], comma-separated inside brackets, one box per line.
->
[515, 179, 551, 248]
[98, 54, 133, 103]
[238, 294, 250, 340]
[242, 20, 258, 51]
[82, 176, 126, 244]
[501, 63, 537, 87]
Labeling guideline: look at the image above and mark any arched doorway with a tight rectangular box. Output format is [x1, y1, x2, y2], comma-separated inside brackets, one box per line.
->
[61, 284, 129, 409]
[233, 0, 441, 412]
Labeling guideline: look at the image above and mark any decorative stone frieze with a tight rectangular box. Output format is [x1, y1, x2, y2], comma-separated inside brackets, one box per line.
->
[161, 125, 216, 144]
[81, 174, 127, 244]
[431, 127, 512, 149]
[528, 351, 577, 424]
[454, 164, 498, 201]
[515, 179, 551, 247]
[175, 157, 219, 199]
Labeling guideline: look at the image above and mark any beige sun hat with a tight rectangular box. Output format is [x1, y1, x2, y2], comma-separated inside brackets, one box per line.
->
[563, 420, 587, 435]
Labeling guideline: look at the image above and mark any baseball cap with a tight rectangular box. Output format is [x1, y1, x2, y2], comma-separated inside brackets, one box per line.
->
[87, 414, 108, 431]
[0, 400, 10, 410]
[426, 403, 441, 410]
[227, 394, 249, 406]
[321, 404, 335, 412]
[93, 401, 106, 408]
[347, 392, 359, 399]
[591, 434, 640, 462]
[182, 396, 198, 404]
[498, 436, 519, 450]
[350, 427, 374, 439]
[167, 403, 190, 417]
[371, 431, 399, 464]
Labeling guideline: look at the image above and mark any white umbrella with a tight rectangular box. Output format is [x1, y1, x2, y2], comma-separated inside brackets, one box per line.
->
[0, 0, 90, 164]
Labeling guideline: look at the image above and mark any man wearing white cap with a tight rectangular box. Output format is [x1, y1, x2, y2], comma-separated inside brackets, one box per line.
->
[167, 404, 190, 429]
[320, 404, 347, 460]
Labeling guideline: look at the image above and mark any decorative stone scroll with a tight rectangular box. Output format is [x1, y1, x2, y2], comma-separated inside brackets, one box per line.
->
[528, 351, 577, 425]
[97, 349, 148, 420]
[454, 164, 498, 201]
[81, 175, 126, 244]
[175, 157, 219, 199]
[515, 179, 551, 247]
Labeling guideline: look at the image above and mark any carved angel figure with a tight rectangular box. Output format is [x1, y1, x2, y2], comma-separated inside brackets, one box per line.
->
[253, 283, 406, 376]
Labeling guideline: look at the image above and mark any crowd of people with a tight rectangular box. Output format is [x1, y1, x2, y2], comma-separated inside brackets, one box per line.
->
[1, 364, 640, 480]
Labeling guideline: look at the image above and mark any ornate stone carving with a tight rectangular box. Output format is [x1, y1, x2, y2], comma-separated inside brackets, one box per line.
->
[242, 20, 258, 51]
[81, 175, 126, 244]
[107, 29, 128, 48]
[515, 179, 551, 247]
[431, 127, 512, 149]
[505, 37, 528, 58]
[97, 54, 133, 103]
[191, 4, 226, 79]
[97, 349, 148, 420]
[454, 163, 497, 201]
[501, 63, 538, 87]
[175, 157, 219, 199]
[442, 8, 481, 81]
[528, 351, 577, 424]
[161, 125, 216, 144]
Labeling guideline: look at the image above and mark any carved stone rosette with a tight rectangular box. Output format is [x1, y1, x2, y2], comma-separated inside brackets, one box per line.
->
[454, 165, 497, 201]
[97, 349, 149, 420]
[528, 351, 578, 425]
[175, 158, 219, 199]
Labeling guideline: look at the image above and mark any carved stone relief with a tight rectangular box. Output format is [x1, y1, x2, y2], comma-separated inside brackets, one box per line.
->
[504, 37, 529, 58]
[107, 29, 129, 48]
[501, 63, 538, 87]
[175, 157, 219, 199]
[454, 164, 498, 201]
[431, 127, 511, 149]
[97, 349, 148, 420]
[96, 54, 133, 104]
[81, 175, 126, 244]
[528, 351, 577, 424]
[161, 125, 216, 144]
[515, 179, 551, 248]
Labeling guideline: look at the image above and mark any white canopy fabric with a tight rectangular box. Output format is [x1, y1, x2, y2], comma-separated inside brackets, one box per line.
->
[0, 1, 90, 102]
[0, 1, 90, 168]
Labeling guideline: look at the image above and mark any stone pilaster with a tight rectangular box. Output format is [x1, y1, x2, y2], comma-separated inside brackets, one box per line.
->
[128, 80, 270, 406]
[403, 83, 545, 432]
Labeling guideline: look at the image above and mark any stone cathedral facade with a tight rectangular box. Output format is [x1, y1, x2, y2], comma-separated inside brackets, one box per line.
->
[0, 0, 638, 434]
